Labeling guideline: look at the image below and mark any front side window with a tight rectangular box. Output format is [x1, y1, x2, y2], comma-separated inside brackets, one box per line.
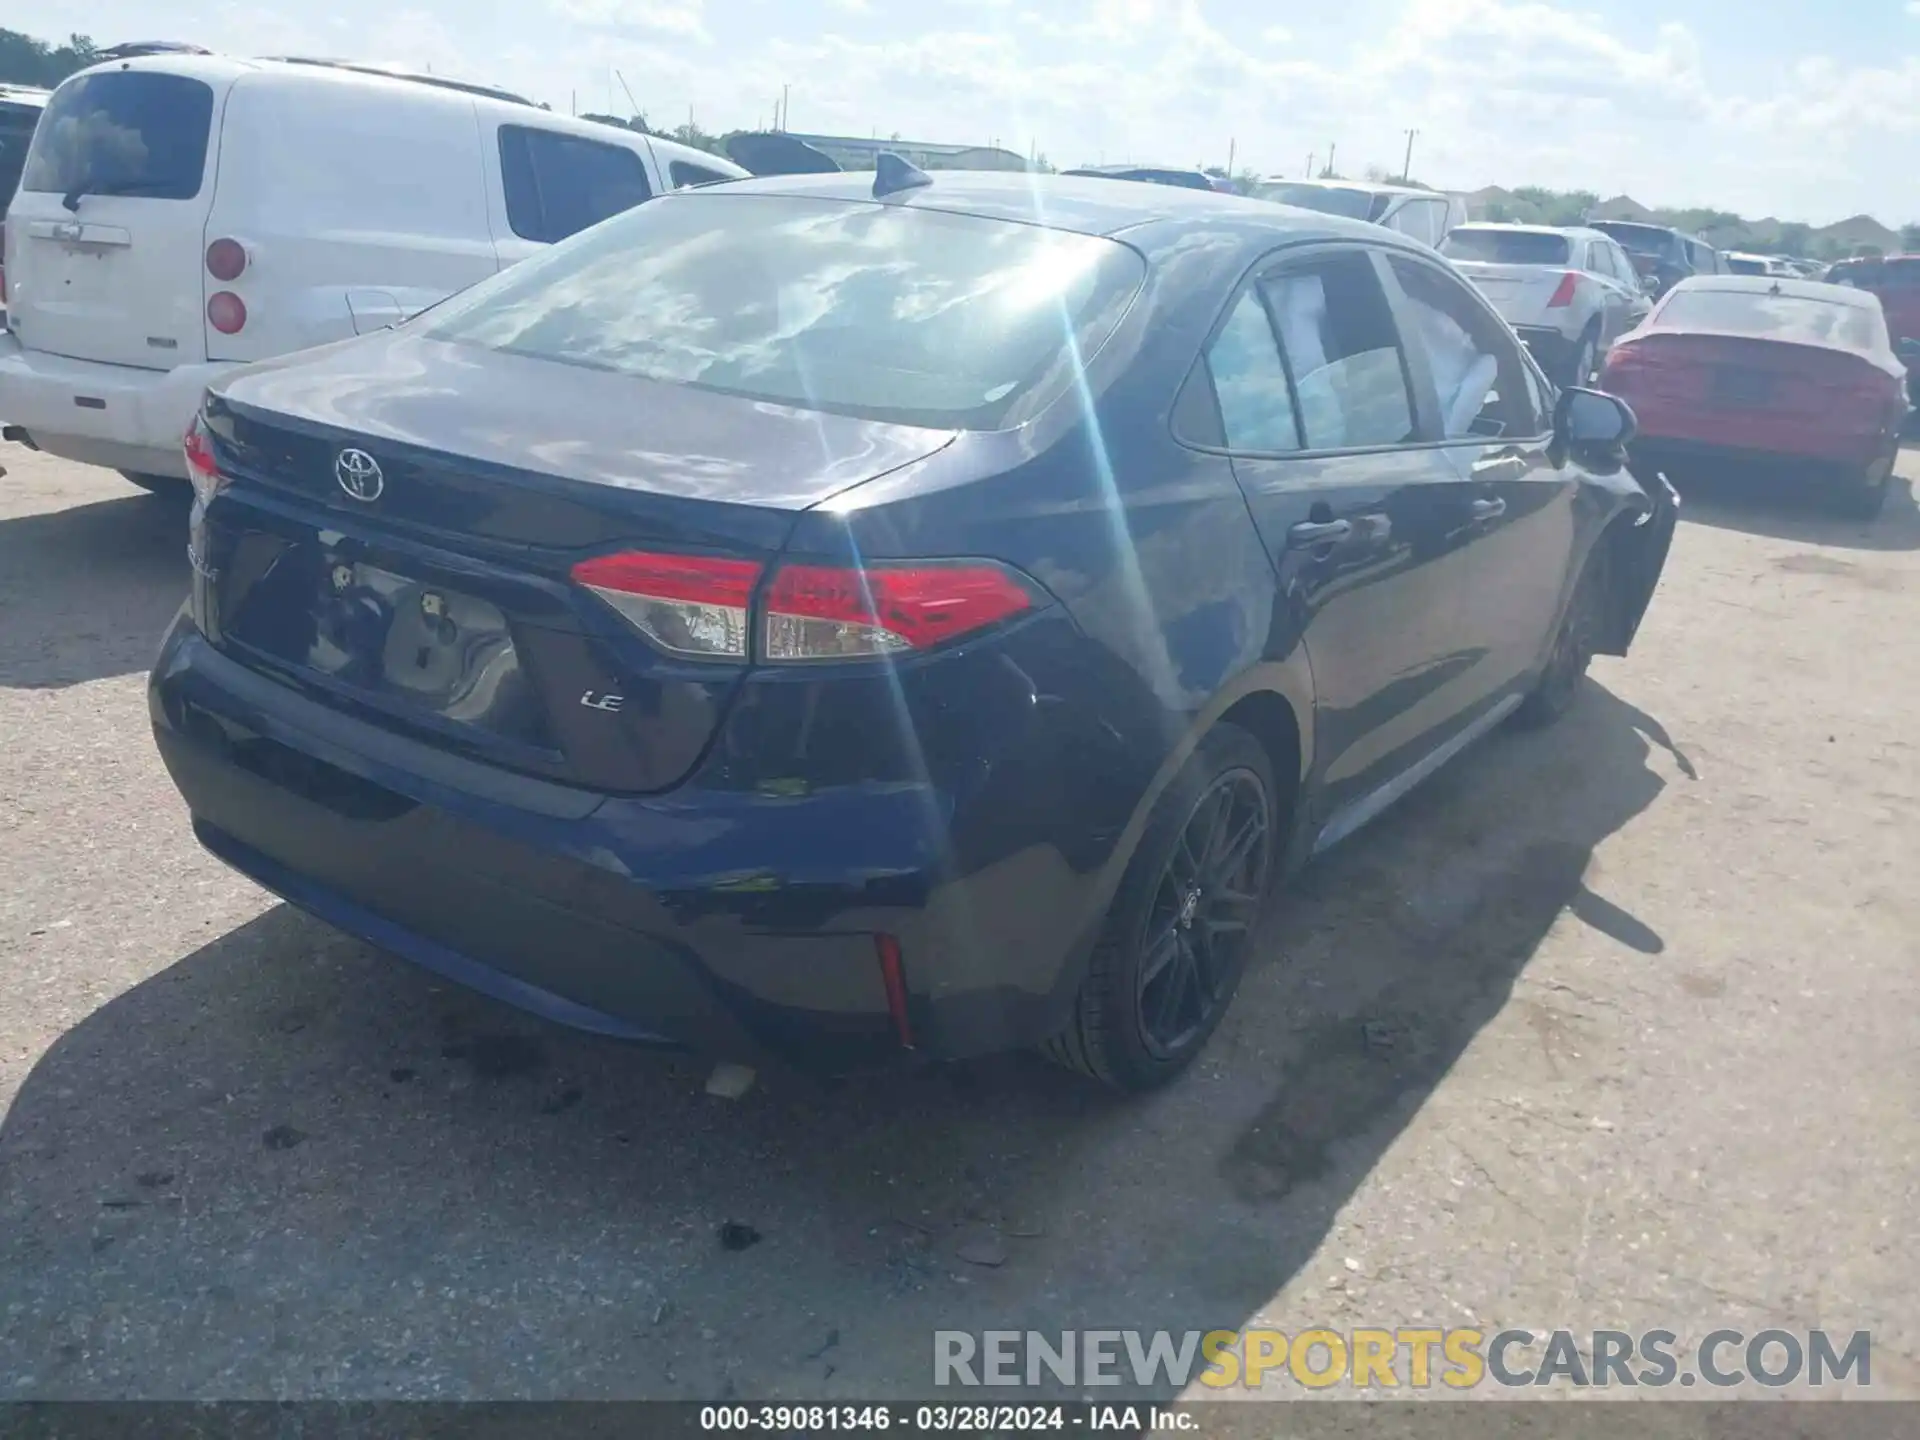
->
[21, 71, 213, 201]
[1388, 255, 1540, 439]
[420, 192, 1146, 430]
[1260, 252, 1416, 450]
[499, 125, 653, 243]
[1204, 292, 1301, 452]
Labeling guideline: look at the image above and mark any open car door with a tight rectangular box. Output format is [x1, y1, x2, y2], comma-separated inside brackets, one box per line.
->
[721, 132, 841, 177]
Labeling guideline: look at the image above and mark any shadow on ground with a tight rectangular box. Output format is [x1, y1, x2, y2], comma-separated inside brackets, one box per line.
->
[1672, 467, 1920, 553]
[0, 681, 1681, 1400]
[0, 492, 191, 689]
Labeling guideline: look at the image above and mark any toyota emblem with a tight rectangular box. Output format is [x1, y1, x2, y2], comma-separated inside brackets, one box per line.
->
[335, 447, 384, 502]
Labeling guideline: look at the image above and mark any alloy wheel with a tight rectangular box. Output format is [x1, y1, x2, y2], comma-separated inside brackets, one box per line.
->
[1135, 768, 1271, 1058]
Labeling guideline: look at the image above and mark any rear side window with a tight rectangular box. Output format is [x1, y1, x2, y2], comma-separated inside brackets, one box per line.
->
[669, 159, 731, 189]
[1261, 252, 1415, 449]
[1203, 292, 1301, 452]
[419, 192, 1146, 430]
[21, 71, 213, 201]
[499, 125, 652, 243]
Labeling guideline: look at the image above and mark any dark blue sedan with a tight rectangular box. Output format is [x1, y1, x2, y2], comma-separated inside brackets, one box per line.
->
[152, 170, 1676, 1091]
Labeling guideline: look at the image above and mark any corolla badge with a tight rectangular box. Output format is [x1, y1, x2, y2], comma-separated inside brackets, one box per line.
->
[334, 447, 384, 502]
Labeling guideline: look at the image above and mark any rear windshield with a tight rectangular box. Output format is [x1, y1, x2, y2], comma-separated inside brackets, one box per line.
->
[1440, 229, 1570, 265]
[417, 193, 1147, 430]
[20, 71, 213, 201]
[1258, 184, 1385, 222]
[1654, 288, 1884, 351]
[1592, 223, 1682, 260]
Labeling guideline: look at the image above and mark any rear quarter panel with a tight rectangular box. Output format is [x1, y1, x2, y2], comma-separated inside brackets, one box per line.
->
[769, 222, 1316, 1014]
[205, 72, 498, 361]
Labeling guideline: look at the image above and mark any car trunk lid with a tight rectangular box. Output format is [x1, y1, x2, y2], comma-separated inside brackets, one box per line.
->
[193, 332, 956, 795]
[6, 65, 226, 368]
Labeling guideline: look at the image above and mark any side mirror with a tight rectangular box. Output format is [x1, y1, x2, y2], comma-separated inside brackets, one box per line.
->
[1554, 387, 1637, 470]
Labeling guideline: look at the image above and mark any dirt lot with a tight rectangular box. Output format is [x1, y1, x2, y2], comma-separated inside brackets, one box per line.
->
[1, 446, 1916, 1403]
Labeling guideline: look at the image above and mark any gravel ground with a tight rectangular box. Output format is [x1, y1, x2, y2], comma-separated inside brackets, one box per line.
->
[0, 446, 1916, 1403]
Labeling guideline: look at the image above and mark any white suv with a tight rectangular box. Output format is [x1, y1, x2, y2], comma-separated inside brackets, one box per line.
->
[0, 54, 741, 489]
[1440, 223, 1651, 387]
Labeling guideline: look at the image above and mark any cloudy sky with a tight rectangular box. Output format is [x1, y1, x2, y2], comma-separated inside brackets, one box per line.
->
[18, 0, 1919, 223]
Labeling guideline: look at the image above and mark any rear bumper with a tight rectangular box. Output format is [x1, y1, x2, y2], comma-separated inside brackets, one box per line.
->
[0, 333, 236, 477]
[149, 620, 1100, 1069]
[1629, 435, 1889, 477]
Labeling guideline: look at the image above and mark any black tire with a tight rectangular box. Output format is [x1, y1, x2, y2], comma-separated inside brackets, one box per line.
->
[1040, 723, 1281, 1092]
[118, 470, 189, 496]
[1514, 540, 1607, 729]
[1830, 454, 1891, 521]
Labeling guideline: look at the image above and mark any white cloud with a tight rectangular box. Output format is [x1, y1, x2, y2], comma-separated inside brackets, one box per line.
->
[827, 0, 873, 10]
[549, 0, 710, 42]
[1259, 25, 1292, 45]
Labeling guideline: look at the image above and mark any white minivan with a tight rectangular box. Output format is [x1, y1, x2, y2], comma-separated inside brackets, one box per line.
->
[0, 54, 744, 488]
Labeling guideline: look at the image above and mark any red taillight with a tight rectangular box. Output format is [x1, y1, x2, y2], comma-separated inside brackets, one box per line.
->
[1547, 272, 1578, 308]
[207, 291, 247, 334]
[183, 412, 223, 503]
[571, 551, 762, 658]
[571, 552, 1037, 662]
[762, 562, 1034, 661]
[875, 934, 913, 1049]
[205, 238, 247, 282]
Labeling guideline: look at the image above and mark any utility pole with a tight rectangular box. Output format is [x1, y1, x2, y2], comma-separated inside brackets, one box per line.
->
[1306, 151, 1315, 179]
[1225, 137, 1235, 180]
[781, 83, 790, 133]
[1326, 141, 1336, 177]
[1402, 128, 1419, 182]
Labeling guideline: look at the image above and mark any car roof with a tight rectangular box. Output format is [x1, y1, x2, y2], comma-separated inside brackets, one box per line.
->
[1450, 222, 1612, 240]
[1263, 176, 1431, 198]
[1669, 274, 1880, 307]
[683, 170, 1405, 249]
[0, 83, 50, 107]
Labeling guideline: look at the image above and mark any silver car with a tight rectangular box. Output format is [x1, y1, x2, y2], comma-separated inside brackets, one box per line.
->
[1440, 223, 1651, 386]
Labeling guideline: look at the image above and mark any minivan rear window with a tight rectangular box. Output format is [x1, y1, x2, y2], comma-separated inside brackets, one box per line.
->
[1440, 229, 1570, 265]
[418, 193, 1147, 430]
[21, 71, 213, 201]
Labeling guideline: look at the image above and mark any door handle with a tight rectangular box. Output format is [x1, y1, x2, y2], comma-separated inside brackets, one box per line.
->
[1286, 518, 1353, 548]
[1470, 455, 1529, 481]
[1470, 497, 1507, 520]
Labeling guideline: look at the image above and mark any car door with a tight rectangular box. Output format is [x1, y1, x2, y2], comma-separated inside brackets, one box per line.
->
[1382, 250, 1574, 708]
[1189, 244, 1489, 839]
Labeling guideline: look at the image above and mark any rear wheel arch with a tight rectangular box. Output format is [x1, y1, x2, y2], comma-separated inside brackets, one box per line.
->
[1216, 689, 1304, 843]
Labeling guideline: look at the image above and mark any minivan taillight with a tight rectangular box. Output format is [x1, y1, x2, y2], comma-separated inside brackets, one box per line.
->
[1547, 272, 1579, 308]
[571, 551, 761, 659]
[570, 553, 1040, 662]
[206, 238, 247, 282]
[207, 291, 247, 334]
[761, 561, 1035, 660]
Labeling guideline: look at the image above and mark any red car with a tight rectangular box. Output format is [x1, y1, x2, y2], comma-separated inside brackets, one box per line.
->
[1600, 275, 1915, 518]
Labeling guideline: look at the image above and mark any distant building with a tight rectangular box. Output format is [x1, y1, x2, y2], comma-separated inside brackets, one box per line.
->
[782, 133, 1028, 172]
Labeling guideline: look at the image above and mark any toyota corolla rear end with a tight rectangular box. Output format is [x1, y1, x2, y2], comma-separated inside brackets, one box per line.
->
[150, 182, 1150, 1069]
